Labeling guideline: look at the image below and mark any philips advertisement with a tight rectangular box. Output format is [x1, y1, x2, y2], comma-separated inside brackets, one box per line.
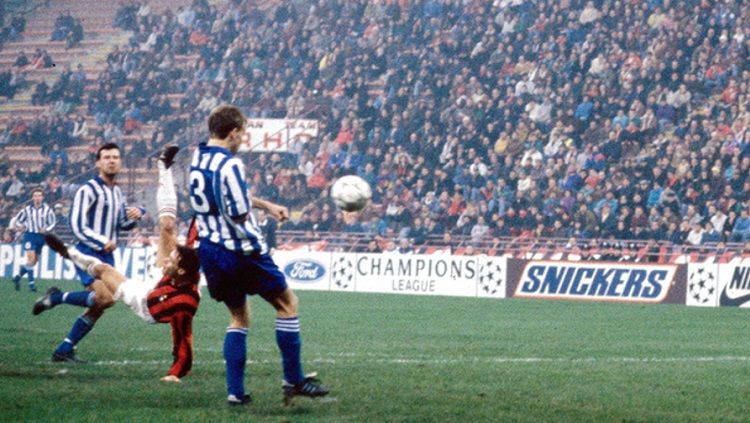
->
[0, 244, 157, 283]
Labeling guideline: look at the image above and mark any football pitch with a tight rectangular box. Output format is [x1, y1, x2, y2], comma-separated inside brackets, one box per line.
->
[1, 279, 750, 422]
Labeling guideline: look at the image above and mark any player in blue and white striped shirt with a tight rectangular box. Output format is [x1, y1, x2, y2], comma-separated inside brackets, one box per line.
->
[190, 105, 328, 405]
[10, 187, 56, 292]
[43, 143, 145, 363]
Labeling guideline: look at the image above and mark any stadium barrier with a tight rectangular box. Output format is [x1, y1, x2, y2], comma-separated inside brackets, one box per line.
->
[0, 243, 506, 299]
[3, 243, 749, 308]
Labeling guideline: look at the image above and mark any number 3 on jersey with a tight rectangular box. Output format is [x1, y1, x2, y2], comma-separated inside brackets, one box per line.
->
[189, 170, 212, 213]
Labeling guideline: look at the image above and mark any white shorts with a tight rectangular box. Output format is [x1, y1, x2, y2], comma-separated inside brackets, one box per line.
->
[114, 278, 158, 324]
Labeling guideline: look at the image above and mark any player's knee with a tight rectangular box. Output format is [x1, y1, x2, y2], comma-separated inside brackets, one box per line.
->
[95, 291, 115, 309]
[98, 298, 115, 309]
[288, 292, 299, 313]
[228, 305, 251, 328]
[277, 291, 299, 316]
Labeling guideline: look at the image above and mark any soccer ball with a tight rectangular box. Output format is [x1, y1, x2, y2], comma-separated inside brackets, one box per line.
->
[330, 175, 372, 212]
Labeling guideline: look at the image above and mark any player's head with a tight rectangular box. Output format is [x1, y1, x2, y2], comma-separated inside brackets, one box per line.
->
[96, 143, 122, 178]
[164, 245, 200, 286]
[208, 105, 246, 154]
[31, 187, 44, 205]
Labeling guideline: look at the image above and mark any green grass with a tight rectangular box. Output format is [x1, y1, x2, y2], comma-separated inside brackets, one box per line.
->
[1, 278, 750, 422]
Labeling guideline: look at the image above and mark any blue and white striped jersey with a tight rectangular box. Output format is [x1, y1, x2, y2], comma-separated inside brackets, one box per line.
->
[70, 175, 138, 251]
[13, 203, 56, 234]
[189, 143, 267, 254]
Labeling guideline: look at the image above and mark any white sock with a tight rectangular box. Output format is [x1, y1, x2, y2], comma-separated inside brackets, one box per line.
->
[157, 163, 177, 218]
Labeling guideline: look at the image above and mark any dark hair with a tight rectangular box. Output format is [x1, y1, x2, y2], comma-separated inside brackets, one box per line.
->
[31, 187, 44, 195]
[208, 105, 246, 140]
[96, 142, 121, 160]
[176, 245, 200, 285]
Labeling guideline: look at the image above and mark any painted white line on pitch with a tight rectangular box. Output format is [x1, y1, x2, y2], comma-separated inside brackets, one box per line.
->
[40, 355, 750, 367]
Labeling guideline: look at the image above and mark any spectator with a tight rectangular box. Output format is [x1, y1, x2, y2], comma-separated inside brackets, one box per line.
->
[702, 222, 722, 244]
[50, 11, 74, 41]
[731, 209, 750, 242]
[66, 18, 84, 49]
[686, 223, 705, 246]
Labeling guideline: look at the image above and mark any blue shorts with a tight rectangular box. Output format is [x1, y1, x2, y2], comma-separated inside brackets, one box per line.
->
[22, 233, 45, 255]
[198, 241, 288, 308]
[75, 243, 115, 287]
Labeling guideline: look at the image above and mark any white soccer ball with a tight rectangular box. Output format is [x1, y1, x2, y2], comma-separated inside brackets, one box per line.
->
[330, 175, 372, 212]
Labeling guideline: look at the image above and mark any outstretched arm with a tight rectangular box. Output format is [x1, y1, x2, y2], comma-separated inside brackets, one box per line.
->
[11, 208, 26, 231]
[252, 197, 289, 222]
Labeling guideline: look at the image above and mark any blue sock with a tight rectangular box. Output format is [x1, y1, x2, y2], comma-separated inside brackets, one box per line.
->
[51, 291, 95, 307]
[275, 317, 304, 385]
[55, 315, 94, 355]
[224, 328, 247, 398]
[25, 265, 35, 284]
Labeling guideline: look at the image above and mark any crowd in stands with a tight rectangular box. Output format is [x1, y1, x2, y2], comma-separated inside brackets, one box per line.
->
[2, 0, 750, 255]
[0, 10, 26, 48]
[0, 7, 28, 99]
[50, 11, 84, 49]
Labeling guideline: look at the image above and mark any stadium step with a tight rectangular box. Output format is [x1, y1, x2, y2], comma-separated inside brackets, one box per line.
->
[0, 104, 46, 114]
[3, 39, 103, 51]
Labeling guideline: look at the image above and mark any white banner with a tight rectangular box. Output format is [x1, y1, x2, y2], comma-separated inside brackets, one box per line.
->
[351, 253, 478, 297]
[1, 243, 506, 299]
[329, 253, 506, 298]
[0, 244, 156, 283]
[240, 119, 318, 152]
[716, 263, 750, 308]
[475, 256, 507, 298]
[273, 250, 331, 291]
[686, 263, 719, 307]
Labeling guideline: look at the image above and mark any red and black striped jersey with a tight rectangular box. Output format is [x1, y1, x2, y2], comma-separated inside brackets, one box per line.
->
[146, 275, 200, 324]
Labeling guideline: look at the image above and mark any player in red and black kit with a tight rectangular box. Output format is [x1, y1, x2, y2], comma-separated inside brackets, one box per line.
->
[145, 227, 201, 380]
[36, 146, 201, 382]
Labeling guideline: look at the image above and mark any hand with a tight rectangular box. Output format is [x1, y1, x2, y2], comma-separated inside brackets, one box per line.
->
[160, 375, 181, 383]
[103, 240, 116, 252]
[267, 204, 289, 222]
[126, 207, 143, 220]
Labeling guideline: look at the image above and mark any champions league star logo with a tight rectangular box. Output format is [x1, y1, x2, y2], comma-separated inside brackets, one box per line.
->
[688, 266, 716, 305]
[331, 256, 355, 289]
[477, 258, 504, 296]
